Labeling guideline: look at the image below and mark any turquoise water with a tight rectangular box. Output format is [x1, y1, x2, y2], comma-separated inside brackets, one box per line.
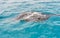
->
[0, 0, 60, 38]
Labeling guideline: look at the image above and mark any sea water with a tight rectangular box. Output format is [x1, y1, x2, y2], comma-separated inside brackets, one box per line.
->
[0, 0, 60, 38]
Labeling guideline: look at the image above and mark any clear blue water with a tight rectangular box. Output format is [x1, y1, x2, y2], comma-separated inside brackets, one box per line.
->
[0, 0, 60, 38]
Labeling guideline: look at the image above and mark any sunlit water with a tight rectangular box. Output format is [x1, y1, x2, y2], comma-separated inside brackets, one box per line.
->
[0, 0, 60, 38]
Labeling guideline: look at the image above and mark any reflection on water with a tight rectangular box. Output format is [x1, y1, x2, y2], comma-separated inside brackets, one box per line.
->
[0, 0, 60, 38]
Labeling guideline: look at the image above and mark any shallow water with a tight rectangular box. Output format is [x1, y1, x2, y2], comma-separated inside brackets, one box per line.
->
[0, 0, 60, 38]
